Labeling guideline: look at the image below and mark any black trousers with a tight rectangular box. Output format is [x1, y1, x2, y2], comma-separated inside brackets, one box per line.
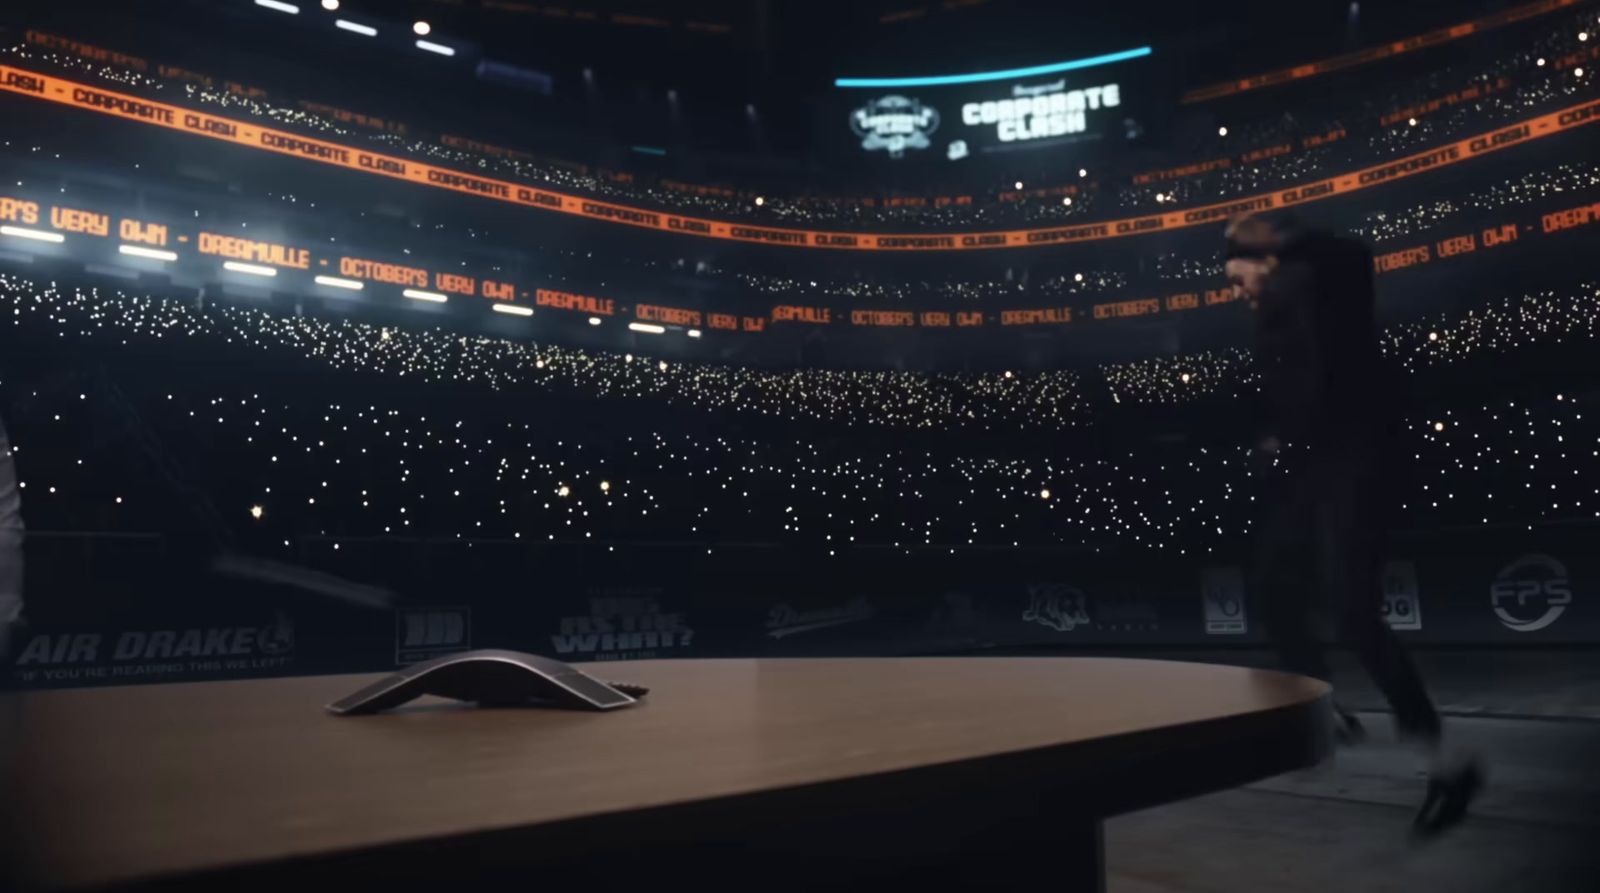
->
[1250, 438, 1441, 742]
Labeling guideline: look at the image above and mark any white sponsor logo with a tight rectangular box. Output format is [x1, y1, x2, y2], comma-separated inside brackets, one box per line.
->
[1022, 583, 1091, 632]
[1200, 567, 1247, 635]
[396, 606, 472, 665]
[766, 598, 875, 639]
[1380, 560, 1423, 631]
[551, 595, 694, 661]
[851, 95, 940, 158]
[1490, 554, 1572, 632]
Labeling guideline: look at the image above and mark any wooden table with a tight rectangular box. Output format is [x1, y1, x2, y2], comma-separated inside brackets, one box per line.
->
[0, 657, 1330, 891]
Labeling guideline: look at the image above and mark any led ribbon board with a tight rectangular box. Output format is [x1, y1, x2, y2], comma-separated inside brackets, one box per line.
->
[1, 64, 1598, 251]
[1184, 0, 1582, 102]
[3, 187, 1597, 332]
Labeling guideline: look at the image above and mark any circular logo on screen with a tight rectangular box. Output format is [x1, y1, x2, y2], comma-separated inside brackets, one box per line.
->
[1490, 554, 1572, 632]
[850, 95, 939, 159]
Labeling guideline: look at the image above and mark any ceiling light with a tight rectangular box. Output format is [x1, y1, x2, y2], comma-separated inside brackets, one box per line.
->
[223, 261, 277, 277]
[119, 244, 177, 261]
[0, 225, 64, 243]
[314, 275, 363, 290]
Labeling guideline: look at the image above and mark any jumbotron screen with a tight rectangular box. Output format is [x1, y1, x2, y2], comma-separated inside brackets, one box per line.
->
[834, 47, 1154, 163]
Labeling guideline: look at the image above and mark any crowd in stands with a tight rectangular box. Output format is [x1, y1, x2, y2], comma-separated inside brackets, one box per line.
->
[4, 5, 1596, 230]
[5, 268, 1599, 427]
[4, 272, 1597, 557]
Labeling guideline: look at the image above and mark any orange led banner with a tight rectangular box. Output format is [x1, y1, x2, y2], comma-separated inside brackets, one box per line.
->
[636, 303, 702, 325]
[0, 184, 1594, 336]
[1183, 0, 1582, 103]
[23, 31, 149, 72]
[1132, 157, 1231, 185]
[1380, 78, 1510, 128]
[2, 64, 1599, 252]
[535, 288, 615, 316]
[197, 232, 309, 268]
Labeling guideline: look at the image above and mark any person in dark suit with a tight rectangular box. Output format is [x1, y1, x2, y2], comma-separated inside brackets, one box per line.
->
[0, 412, 22, 660]
[1224, 214, 1483, 837]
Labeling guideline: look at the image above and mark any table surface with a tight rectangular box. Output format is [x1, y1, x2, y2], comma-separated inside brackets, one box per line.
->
[0, 657, 1329, 889]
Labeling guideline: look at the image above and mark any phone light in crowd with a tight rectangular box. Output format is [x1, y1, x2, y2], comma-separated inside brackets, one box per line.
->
[1538, 57, 1547, 66]
[587, 316, 602, 326]
[1014, 181, 1023, 190]
[754, 196, 765, 206]
[1218, 126, 1228, 136]
[402, 288, 448, 303]
[1434, 421, 1446, 432]
[321, 0, 338, 9]
[687, 329, 703, 338]
[0, 225, 65, 243]
[628, 322, 666, 334]
[335, 19, 378, 36]
[1062, 196, 1073, 206]
[1074, 273, 1084, 282]
[1408, 117, 1418, 126]
[118, 244, 178, 262]
[255, 0, 300, 13]
[416, 40, 456, 56]
[1580, 31, 1589, 41]
[313, 275, 364, 290]
[492, 303, 534, 317]
[1039, 489, 1051, 500]
[413, 20, 431, 35]
[1577, 68, 1587, 78]
[223, 261, 277, 277]
[1078, 168, 1087, 178]
[250, 504, 264, 520]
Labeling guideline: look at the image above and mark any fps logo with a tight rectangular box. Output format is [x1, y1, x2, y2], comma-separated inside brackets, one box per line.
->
[1490, 554, 1572, 632]
[1022, 583, 1091, 632]
[850, 95, 939, 158]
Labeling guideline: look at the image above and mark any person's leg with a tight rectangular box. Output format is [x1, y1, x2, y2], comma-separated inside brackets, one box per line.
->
[0, 413, 22, 661]
[1318, 503, 1440, 743]
[1314, 448, 1480, 835]
[1249, 468, 1330, 683]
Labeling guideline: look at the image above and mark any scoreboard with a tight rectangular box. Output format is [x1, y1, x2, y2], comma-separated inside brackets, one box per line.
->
[837, 48, 1153, 163]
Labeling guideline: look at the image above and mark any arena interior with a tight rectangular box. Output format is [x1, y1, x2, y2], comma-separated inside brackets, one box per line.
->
[2, 0, 1600, 889]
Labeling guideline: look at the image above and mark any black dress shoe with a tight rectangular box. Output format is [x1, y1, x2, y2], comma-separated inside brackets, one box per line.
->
[1334, 709, 1366, 746]
[1412, 759, 1485, 839]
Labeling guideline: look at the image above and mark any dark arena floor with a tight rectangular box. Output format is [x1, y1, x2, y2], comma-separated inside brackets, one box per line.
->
[5, 0, 1600, 889]
[1096, 649, 1600, 891]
